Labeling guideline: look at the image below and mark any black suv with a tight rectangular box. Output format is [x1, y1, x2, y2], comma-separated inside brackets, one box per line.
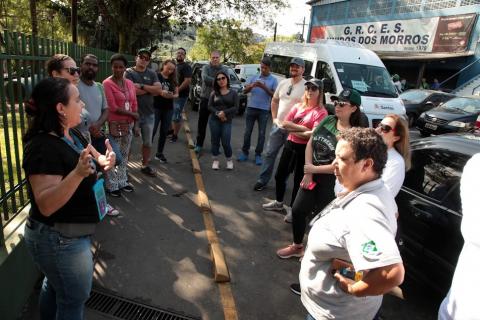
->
[188, 61, 248, 115]
[397, 133, 480, 299]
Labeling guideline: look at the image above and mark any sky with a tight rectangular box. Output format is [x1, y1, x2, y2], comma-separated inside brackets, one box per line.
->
[251, 0, 312, 37]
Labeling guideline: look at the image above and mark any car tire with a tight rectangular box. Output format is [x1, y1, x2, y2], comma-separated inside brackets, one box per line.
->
[419, 130, 430, 137]
[407, 113, 416, 128]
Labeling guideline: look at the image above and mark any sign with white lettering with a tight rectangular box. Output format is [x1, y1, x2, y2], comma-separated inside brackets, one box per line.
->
[309, 13, 477, 54]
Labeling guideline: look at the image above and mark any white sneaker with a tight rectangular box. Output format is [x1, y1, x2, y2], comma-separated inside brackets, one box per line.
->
[106, 204, 120, 217]
[226, 160, 234, 170]
[262, 200, 284, 211]
[212, 160, 220, 170]
[284, 206, 292, 223]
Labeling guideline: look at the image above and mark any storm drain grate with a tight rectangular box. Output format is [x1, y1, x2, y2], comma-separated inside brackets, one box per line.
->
[86, 288, 201, 320]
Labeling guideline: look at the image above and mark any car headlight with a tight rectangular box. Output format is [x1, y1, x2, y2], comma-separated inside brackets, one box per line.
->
[419, 113, 426, 119]
[448, 121, 467, 128]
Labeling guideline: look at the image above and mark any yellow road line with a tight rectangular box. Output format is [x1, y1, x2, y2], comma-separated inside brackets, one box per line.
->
[182, 111, 239, 320]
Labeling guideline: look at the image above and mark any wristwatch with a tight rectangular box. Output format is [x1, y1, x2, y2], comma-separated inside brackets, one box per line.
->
[140, 84, 144, 90]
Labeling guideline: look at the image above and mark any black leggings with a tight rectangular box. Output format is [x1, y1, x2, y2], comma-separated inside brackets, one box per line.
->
[274, 140, 306, 207]
[196, 98, 210, 147]
[291, 173, 336, 244]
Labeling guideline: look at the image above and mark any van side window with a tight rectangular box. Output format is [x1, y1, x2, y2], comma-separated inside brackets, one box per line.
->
[315, 61, 336, 93]
[264, 53, 313, 78]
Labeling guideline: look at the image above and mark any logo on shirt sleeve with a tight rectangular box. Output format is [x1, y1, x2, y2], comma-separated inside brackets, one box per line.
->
[361, 240, 380, 260]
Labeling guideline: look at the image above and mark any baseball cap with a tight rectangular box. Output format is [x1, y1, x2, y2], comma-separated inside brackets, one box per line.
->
[305, 78, 323, 90]
[137, 48, 151, 57]
[290, 57, 305, 67]
[330, 89, 362, 106]
[261, 57, 271, 66]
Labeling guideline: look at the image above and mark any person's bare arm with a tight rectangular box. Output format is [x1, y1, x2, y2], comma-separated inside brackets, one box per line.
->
[334, 263, 405, 297]
[178, 77, 191, 93]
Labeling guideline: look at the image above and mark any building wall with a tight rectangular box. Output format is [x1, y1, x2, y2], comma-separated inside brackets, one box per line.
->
[307, 0, 480, 89]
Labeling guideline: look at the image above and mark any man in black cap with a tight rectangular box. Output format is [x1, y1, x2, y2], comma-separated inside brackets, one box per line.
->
[125, 48, 163, 177]
[253, 57, 306, 191]
[238, 57, 278, 165]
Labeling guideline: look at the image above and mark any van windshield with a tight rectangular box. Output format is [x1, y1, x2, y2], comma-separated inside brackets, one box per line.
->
[334, 62, 398, 98]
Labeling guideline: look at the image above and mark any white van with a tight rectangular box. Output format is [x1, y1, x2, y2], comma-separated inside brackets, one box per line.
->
[264, 40, 406, 127]
[234, 64, 260, 82]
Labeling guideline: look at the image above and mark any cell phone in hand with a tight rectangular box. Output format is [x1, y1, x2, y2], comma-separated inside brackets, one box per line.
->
[306, 181, 316, 190]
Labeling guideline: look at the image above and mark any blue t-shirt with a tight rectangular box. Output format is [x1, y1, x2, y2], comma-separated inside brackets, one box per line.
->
[247, 74, 278, 111]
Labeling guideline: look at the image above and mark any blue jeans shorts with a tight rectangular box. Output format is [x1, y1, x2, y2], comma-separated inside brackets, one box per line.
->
[172, 97, 188, 123]
[139, 113, 155, 147]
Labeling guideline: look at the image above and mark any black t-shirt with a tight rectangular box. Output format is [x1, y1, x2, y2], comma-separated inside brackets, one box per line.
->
[22, 130, 99, 225]
[176, 62, 192, 98]
[154, 73, 176, 110]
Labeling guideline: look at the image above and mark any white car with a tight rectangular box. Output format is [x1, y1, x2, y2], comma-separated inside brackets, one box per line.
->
[234, 64, 260, 82]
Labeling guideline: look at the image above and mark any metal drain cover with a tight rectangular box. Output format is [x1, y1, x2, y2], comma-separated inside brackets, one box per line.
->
[86, 288, 201, 320]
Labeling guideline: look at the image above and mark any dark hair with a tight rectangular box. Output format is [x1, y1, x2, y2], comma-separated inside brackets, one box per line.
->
[24, 78, 72, 142]
[337, 127, 387, 176]
[177, 47, 186, 54]
[160, 59, 177, 86]
[46, 54, 73, 76]
[110, 53, 128, 67]
[81, 53, 98, 64]
[349, 107, 362, 127]
[213, 70, 230, 94]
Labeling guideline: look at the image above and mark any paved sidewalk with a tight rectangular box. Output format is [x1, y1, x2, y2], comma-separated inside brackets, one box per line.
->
[21, 106, 438, 320]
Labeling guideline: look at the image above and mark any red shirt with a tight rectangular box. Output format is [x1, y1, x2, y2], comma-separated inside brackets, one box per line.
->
[103, 77, 138, 122]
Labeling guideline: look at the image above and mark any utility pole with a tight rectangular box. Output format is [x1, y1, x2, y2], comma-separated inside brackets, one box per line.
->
[273, 23, 277, 42]
[296, 17, 308, 43]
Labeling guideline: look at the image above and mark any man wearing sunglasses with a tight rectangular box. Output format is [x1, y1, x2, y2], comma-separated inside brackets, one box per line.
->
[194, 50, 227, 154]
[253, 57, 306, 191]
[125, 48, 163, 177]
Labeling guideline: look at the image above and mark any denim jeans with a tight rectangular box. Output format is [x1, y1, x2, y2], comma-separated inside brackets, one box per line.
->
[172, 97, 188, 123]
[209, 116, 232, 158]
[152, 107, 174, 155]
[242, 107, 270, 156]
[24, 219, 93, 320]
[256, 124, 288, 185]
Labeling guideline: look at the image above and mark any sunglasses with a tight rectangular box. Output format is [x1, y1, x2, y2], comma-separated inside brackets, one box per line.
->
[378, 123, 395, 134]
[334, 101, 349, 107]
[305, 85, 319, 91]
[138, 55, 150, 61]
[63, 67, 80, 76]
[286, 85, 293, 96]
[216, 76, 227, 81]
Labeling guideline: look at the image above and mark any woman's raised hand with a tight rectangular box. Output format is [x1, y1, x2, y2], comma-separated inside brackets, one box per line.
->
[75, 149, 95, 177]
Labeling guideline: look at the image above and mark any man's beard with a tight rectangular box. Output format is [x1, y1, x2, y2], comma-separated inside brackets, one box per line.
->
[82, 70, 96, 80]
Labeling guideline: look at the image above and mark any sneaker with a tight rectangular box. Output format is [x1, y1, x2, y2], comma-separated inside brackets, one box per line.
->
[253, 181, 265, 191]
[106, 204, 120, 217]
[276, 244, 304, 259]
[290, 283, 301, 296]
[226, 160, 234, 170]
[284, 206, 292, 223]
[141, 166, 156, 177]
[122, 185, 134, 193]
[255, 155, 263, 166]
[194, 145, 202, 154]
[169, 135, 178, 143]
[212, 160, 220, 170]
[262, 200, 284, 211]
[237, 152, 248, 162]
[155, 153, 167, 163]
[108, 189, 122, 198]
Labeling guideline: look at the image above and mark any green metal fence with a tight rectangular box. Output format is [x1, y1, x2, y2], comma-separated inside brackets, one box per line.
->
[0, 29, 134, 244]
